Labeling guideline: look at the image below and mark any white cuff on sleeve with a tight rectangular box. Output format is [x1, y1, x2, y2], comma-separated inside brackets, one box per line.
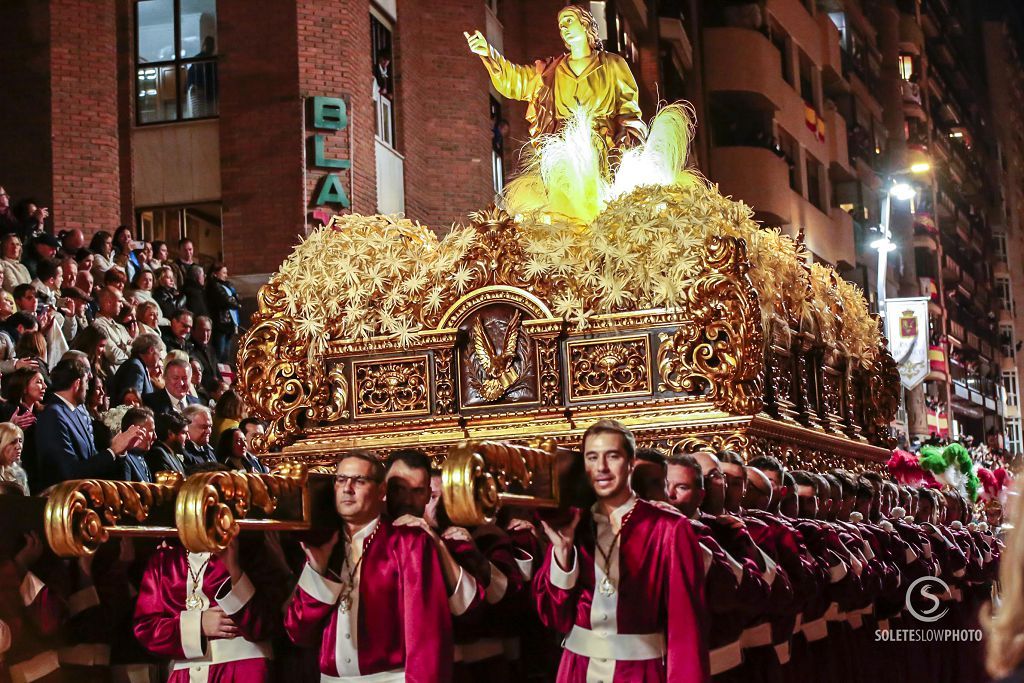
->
[0, 618, 10, 654]
[829, 562, 848, 583]
[923, 542, 933, 559]
[905, 547, 918, 564]
[514, 549, 534, 581]
[723, 550, 745, 583]
[67, 586, 100, 616]
[953, 567, 966, 578]
[861, 541, 875, 561]
[216, 573, 255, 615]
[448, 567, 478, 616]
[20, 571, 45, 606]
[758, 548, 778, 586]
[298, 563, 343, 605]
[549, 547, 578, 590]
[850, 555, 863, 578]
[179, 609, 205, 659]
[485, 563, 509, 605]
[699, 543, 713, 575]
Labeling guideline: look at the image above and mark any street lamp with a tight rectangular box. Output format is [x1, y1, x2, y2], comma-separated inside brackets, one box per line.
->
[874, 162, 931, 315]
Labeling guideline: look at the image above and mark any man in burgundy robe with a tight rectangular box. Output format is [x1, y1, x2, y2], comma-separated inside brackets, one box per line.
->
[284, 450, 453, 682]
[133, 531, 284, 683]
[533, 419, 709, 682]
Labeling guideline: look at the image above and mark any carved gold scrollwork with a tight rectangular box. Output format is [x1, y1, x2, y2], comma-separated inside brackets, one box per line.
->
[442, 439, 560, 526]
[434, 349, 456, 415]
[656, 236, 764, 415]
[669, 432, 751, 459]
[353, 358, 430, 417]
[44, 478, 181, 557]
[568, 336, 650, 400]
[537, 338, 561, 407]
[175, 467, 309, 553]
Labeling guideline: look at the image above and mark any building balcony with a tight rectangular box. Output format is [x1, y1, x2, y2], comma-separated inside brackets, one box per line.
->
[710, 146, 792, 225]
[818, 11, 846, 91]
[823, 104, 853, 180]
[899, 12, 925, 54]
[704, 27, 786, 112]
[659, 15, 693, 71]
[914, 233, 938, 251]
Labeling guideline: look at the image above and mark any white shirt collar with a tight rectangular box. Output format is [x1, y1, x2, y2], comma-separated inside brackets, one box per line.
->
[592, 494, 638, 529]
[55, 393, 78, 412]
[347, 516, 380, 545]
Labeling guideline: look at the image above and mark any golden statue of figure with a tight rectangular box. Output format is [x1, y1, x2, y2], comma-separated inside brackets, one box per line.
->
[465, 5, 647, 149]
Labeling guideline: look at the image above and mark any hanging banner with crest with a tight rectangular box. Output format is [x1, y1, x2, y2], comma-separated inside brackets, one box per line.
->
[884, 296, 931, 390]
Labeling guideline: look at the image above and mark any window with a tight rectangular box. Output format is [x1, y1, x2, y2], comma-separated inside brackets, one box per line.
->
[1007, 418, 1023, 456]
[798, 49, 816, 110]
[371, 12, 396, 147]
[997, 276, 1013, 311]
[770, 21, 793, 86]
[136, 0, 218, 124]
[994, 233, 1008, 261]
[1004, 368, 1020, 408]
[602, 6, 638, 64]
[777, 130, 801, 193]
[137, 202, 223, 264]
[898, 54, 915, 81]
[1001, 323, 1015, 358]
[806, 153, 825, 211]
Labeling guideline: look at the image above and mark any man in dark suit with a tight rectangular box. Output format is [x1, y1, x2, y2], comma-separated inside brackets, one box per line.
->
[146, 412, 189, 476]
[160, 308, 195, 355]
[189, 315, 222, 393]
[118, 407, 155, 483]
[143, 357, 200, 416]
[180, 404, 217, 469]
[109, 333, 163, 404]
[238, 417, 270, 474]
[34, 356, 146, 491]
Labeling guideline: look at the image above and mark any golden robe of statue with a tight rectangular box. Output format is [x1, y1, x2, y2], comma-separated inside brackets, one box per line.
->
[467, 6, 647, 149]
[483, 50, 647, 149]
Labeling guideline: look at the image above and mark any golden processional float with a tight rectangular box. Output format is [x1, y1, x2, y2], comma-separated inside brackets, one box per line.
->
[39, 8, 899, 557]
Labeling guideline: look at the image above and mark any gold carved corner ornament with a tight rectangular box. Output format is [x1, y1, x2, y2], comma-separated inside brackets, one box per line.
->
[656, 236, 764, 415]
[44, 478, 181, 557]
[175, 466, 310, 554]
[235, 310, 350, 454]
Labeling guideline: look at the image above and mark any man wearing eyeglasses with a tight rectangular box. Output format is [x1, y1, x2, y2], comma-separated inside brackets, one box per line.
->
[533, 419, 710, 682]
[284, 450, 452, 682]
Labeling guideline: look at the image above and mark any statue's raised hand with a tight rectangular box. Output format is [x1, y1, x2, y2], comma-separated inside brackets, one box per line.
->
[464, 30, 490, 57]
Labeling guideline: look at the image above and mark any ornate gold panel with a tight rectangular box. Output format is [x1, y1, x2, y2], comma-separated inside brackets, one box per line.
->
[567, 335, 652, 401]
[352, 357, 431, 419]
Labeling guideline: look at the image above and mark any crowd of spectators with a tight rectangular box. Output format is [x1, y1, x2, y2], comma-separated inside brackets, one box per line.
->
[0, 185, 259, 496]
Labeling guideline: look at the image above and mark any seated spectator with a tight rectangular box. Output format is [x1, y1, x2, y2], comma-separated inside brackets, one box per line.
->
[0, 186, 18, 234]
[239, 417, 266, 453]
[88, 230, 114, 277]
[58, 228, 85, 259]
[117, 388, 143, 407]
[112, 225, 140, 282]
[0, 312, 39, 374]
[59, 285, 91, 343]
[206, 262, 241, 364]
[118, 407, 155, 483]
[190, 357, 211, 405]
[70, 326, 110, 390]
[0, 290, 13, 319]
[0, 366, 45, 487]
[143, 357, 200, 416]
[14, 282, 66, 368]
[75, 248, 95, 279]
[90, 288, 133, 373]
[150, 240, 169, 271]
[215, 427, 268, 473]
[86, 375, 112, 451]
[111, 333, 164, 404]
[12, 199, 48, 243]
[22, 233, 58, 281]
[137, 300, 162, 337]
[180, 403, 217, 468]
[137, 240, 155, 273]
[213, 389, 244, 441]
[182, 266, 208, 319]
[103, 267, 128, 295]
[161, 308, 194, 355]
[59, 255, 77, 289]
[189, 315, 221, 392]
[209, 379, 230, 404]
[118, 303, 141, 342]
[0, 421, 28, 494]
[170, 237, 198, 289]
[13, 331, 48, 385]
[127, 269, 157, 308]
[34, 356, 146, 491]
[1, 234, 31, 292]
[30, 258, 61, 307]
[146, 411, 188, 475]
[153, 266, 185, 321]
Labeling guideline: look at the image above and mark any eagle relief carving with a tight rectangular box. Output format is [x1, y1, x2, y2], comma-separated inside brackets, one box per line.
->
[460, 306, 536, 407]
